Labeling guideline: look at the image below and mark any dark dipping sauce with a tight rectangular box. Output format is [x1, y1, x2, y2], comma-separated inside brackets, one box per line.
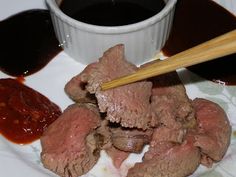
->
[162, 0, 236, 85]
[0, 78, 62, 144]
[60, 0, 166, 26]
[0, 9, 62, 77]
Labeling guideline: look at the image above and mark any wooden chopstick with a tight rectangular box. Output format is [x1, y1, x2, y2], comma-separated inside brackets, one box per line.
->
[101, 29, 236, 90]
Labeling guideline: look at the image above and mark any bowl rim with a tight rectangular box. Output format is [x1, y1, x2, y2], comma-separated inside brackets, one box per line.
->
[46, 0, 177, 34]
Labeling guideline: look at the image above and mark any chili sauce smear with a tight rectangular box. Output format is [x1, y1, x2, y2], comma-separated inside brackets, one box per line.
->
[0, 78, 62, 144]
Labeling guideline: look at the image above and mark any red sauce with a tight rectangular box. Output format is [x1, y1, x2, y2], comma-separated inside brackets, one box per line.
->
[0, 78, 62, 144]
[162, 0, 236, 85]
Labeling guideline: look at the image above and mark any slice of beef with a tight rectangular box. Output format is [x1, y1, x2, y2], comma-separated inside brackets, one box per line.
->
[40, 103, 101, 177]
[85, 44, 154, 129]
[110, 126, 153, 153]
[192, 98, 231, 167]
[143, 125, 186, 161]
[127, 137, 201, 177]
[95, 119, 112, 150]
[150, 71, 195, 129]
[95, 118, 130, 168]
[151, 126, 186, 144]
[106, 146, 130, 169]
[64, 63, 97, 103]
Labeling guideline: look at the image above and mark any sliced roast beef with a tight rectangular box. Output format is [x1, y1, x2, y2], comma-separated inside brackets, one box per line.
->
[127, 136, 201, 177]
[64, 63, 97, 103]
[40, 44, 233, 177]
[40, 103, 102, 177]
[141, 125, 186, 162]
[95, 119, 112, 150]
[150, 71, 195, 129]
[84, 45, 154, 129]
[110, 126, 153, 153]
[192, 98, 231, 167]
[106, 146, 130, 169]
[126, 119, 201, 177]
[97, 123, 131, 169]
[151, 126, 186, 144]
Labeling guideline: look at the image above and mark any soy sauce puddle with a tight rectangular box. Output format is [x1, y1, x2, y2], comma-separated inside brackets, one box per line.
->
[0, 9, 62, 77]
[162, 0, 236, 86]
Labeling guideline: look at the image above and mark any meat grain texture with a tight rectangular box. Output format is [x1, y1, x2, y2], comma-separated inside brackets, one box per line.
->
[150, 71, 195, 129]
[41, 104, 101, 177]
[65, 45, 155, 129]
[110, 126, 153, 153]
[41, 44, 232, 177]
[127, 138, 201, 177]
[192, 98, 231, 166]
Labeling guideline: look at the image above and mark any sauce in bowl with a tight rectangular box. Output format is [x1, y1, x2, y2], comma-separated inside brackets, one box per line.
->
[60, 0, 166, 26]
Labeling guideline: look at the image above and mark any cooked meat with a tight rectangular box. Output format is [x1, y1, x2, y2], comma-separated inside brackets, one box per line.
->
[144, 141, 177, 161]
[150, 71, 195, 129]
[192, 98, 231, 167]
[123, 69, 197, 176]
[127, 136, 201, 177]
[151, 126, 186, 144]
[95, 120, 131, 168]
[126, 117, 201, 177]
[43, 45, 231, 177]
[110, 127, 153, 153]
[64, 63, 97, 103]
[83, 44, 154, 129]
[95, 119, 112, 150]
[106, 146, 130, 168]
[40, 103, 102, 177]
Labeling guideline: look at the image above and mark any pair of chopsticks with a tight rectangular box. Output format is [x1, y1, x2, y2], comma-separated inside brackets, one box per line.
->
[101, 29, 236, 90]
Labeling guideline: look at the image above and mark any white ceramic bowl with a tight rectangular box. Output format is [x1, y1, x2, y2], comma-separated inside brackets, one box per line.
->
[46, 0, 177, 65]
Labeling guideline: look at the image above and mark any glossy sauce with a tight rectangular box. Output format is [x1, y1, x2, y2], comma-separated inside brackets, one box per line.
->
[0, 9, 62, 77]
[0, 78, 62, 144]
[162, 0, 236, 85]
[60, 0, 165, 26]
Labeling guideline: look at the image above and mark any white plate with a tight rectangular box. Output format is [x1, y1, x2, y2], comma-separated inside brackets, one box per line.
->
[0, 0, 236, 177]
